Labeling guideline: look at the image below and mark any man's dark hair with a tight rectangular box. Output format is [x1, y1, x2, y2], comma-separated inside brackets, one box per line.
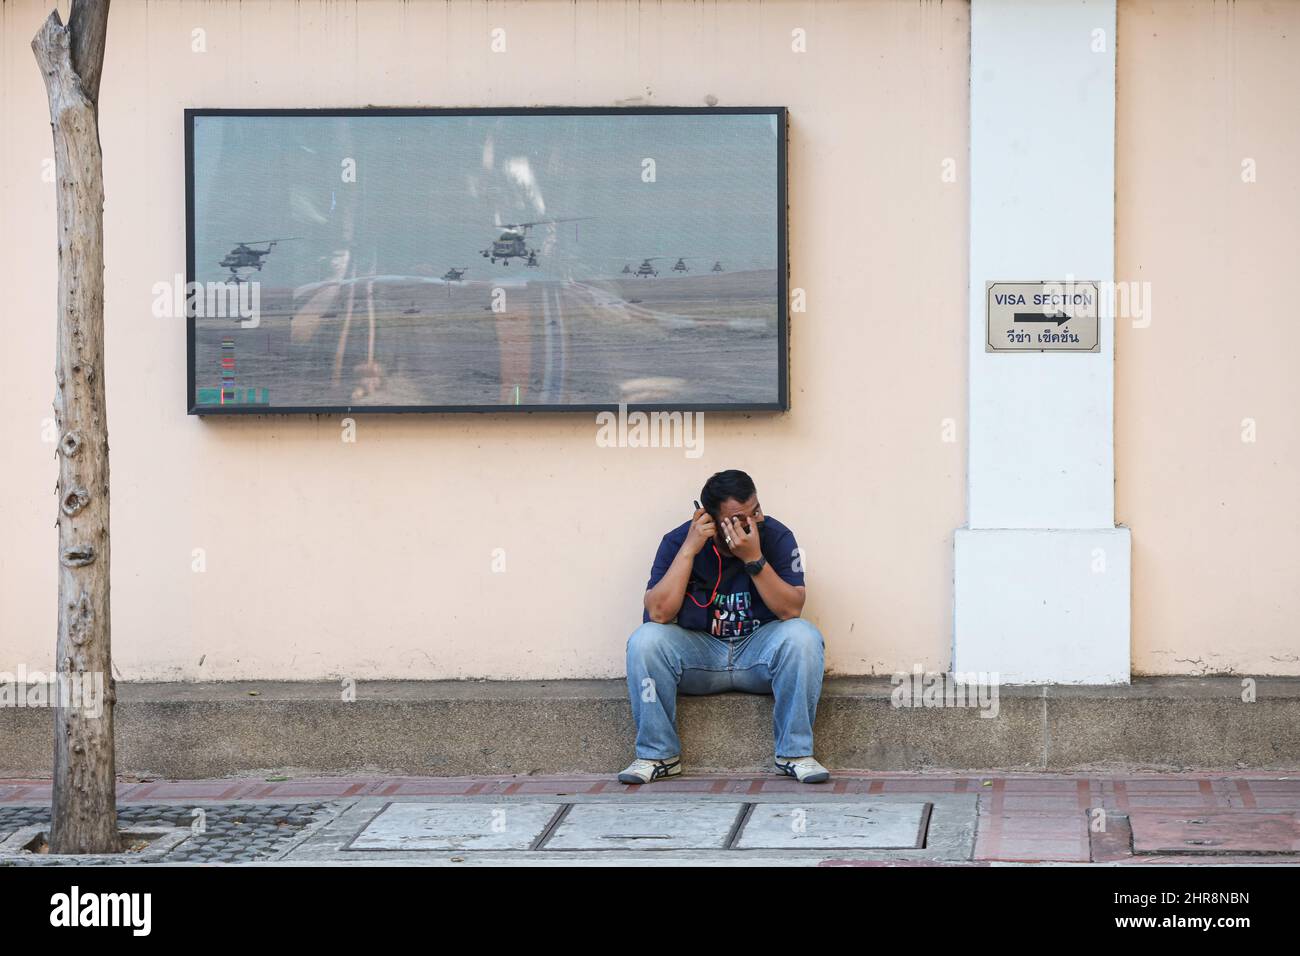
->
[700, 469, 757, 517]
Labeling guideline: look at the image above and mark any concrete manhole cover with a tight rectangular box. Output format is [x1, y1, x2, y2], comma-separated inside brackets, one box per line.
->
[339, 797, 953, 856]
[542, 802, 744, 851]
[735, 801, 932, 850]
[346, 802, 560, 851]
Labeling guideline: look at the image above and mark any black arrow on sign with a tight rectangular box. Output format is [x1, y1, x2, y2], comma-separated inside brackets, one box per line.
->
[1013, 312, 1070, 326]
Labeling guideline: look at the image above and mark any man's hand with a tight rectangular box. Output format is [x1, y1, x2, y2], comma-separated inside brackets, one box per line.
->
[685, 508, 717, 555]
[646, 507, 718, 623]
[721, 515, 762, 562]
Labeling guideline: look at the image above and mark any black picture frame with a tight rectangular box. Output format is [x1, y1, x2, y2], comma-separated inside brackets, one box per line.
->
[185, 106, 789, 416]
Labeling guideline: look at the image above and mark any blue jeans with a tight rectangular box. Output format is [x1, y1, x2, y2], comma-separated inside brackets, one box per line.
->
[625, 618, 825, 760]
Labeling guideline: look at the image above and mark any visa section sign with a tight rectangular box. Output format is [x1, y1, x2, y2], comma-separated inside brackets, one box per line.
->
[985, 280, 1100, 353]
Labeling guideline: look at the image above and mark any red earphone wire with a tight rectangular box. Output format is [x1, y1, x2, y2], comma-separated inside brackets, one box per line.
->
[687, 543, 723, 608]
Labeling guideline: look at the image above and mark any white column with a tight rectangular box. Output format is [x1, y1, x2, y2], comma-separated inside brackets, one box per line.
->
[954, 0, 1130, 684]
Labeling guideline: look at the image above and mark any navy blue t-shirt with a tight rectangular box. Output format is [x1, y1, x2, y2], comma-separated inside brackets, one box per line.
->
[642, 516, 805, 639]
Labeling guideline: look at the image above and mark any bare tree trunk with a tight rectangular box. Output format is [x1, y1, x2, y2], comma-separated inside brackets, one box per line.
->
[32, 0, 116, 855]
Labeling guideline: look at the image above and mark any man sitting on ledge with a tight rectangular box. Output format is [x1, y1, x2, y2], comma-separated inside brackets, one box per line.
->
[620, 469, 829, 785]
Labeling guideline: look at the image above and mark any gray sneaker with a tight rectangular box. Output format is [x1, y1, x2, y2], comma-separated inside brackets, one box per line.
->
[617, 756, 683, 784]
[775, 755, 830, 783]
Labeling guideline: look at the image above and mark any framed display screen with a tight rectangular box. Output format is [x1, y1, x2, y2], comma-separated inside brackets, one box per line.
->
[185, 107, 787, 414]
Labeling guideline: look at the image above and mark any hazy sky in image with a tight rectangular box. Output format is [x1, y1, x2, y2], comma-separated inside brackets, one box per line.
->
[193, 112, 780, 286]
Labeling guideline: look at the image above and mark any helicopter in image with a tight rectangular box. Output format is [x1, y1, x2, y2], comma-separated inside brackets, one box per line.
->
[218, 238, 299, 282]
[620, 258, 662, 277]
[480, 217, 591, 266]
[441, 266, 470, 282]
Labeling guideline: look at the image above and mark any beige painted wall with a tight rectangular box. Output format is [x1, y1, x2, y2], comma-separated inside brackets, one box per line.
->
[1117, 0, 1300, 675]
[0, 0, 969, 680]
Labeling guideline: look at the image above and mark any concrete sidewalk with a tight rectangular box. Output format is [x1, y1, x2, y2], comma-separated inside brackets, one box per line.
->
[3, 770, 1298, 866]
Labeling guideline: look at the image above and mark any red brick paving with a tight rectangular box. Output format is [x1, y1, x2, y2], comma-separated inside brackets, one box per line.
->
[4, 771, 1298, 863]
[1128, 809, 1300, 854]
